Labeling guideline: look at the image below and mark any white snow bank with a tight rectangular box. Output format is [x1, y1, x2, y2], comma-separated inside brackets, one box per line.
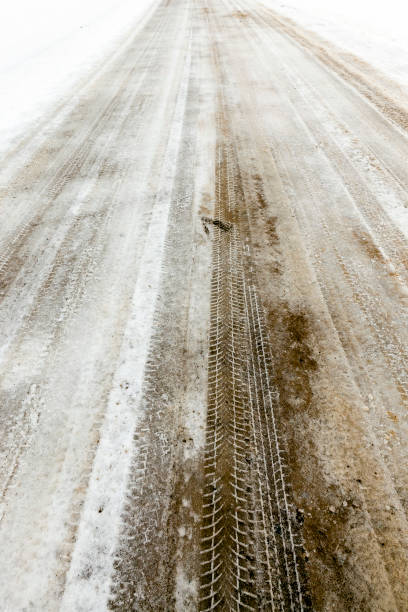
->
[0, 0, 155, 155]
[258, 0, 408, 91]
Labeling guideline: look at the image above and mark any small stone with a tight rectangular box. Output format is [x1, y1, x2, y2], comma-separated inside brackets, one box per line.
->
[342, 501, 347, 507]
[329, 506, 335, 513]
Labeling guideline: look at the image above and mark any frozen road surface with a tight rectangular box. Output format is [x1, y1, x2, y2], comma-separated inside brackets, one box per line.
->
[1, 0, 408, 610]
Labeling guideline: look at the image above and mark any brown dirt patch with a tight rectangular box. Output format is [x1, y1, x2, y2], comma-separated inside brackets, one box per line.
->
[230, 11, 249, 20]
[266, 306, 318, 418]
[264, 302, 372, 609]
[353, 229, 384, 262]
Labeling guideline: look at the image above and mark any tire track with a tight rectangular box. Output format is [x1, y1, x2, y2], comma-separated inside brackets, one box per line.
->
[199, 13, 309, 606]
[199, 129, 307, 612]
[200, 140, 257, 610]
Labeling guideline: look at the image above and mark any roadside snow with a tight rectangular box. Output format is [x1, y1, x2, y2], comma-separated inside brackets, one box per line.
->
[259, 0, 408, 91]
[0, 0, 155, 155]
[257, 0, 408, 239]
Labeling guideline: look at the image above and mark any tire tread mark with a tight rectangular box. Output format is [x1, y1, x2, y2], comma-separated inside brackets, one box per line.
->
[199, 10, 310, 605]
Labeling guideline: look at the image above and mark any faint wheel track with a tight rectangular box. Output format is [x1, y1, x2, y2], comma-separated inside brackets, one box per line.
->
[0, 2, 170, 302]
[106, 7, 200, 607]
[239, 7, 408, 285]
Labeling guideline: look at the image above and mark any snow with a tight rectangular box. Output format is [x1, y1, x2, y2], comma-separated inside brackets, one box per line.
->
[0, 0, 155, 156]
[259, 0, 408, 91]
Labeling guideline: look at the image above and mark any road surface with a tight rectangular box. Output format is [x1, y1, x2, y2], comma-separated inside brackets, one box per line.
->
[0, 0, 408, 610]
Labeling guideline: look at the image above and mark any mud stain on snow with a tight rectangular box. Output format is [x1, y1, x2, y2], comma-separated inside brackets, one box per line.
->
[259, 286, 380, 609]
[266, 307, 318, 418]
[264, 303, 351, 607]
[201, 215, 232, 234]
[353, 228, 385, 263]
[230, 11, 249, 21]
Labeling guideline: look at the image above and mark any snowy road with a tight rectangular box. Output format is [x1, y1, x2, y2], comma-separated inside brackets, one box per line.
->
[1, 0, 408, 610]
